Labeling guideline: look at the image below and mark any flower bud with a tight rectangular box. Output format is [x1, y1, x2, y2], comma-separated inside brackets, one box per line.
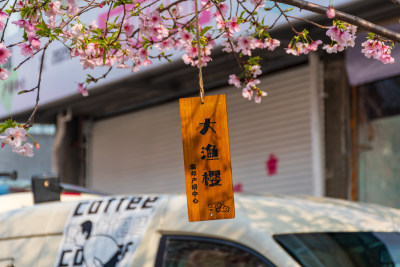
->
[326, 7, 336, 19]
[34, 142, 40, 150]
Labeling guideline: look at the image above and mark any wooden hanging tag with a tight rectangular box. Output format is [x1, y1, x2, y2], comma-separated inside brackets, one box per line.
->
[180, 94, 235, 222]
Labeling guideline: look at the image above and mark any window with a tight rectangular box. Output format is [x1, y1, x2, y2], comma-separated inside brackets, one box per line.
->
[156, 235, 275, 267]
[274, 232, 400, 267]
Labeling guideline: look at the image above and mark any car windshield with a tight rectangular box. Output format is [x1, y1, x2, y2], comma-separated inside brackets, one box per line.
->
[274, 232, 400, 267]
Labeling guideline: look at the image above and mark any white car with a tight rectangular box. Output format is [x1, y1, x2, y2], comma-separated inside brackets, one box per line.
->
[0, 193, 400, 267]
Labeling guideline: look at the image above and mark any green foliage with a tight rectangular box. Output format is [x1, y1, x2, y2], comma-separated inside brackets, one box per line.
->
[201, 26, 212, 36]
[0, 119, 18, 134]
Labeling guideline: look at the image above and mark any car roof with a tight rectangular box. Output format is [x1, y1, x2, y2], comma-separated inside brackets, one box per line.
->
[158, 194, 400, 265]
[0, 191, 101, 213]
[2, 193, 400, 237]
[1, 193, 399, 266]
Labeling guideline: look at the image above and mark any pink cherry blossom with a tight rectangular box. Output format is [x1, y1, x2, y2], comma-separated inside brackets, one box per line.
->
[0, 68, 9, 80]
[380, 52, 395, 64]
[295, 41, 321, 55]
[89, 20, 98, 30]
[67, 3, 79, 16]
[142, 59, 152, 66]
[246, 79, 260, 88]
[255, 91, 267, 103]
[18, 43, 34, 57]
[77, 83, 89, 96]
[249, 65, 262, 78]
[15, 0, 24, 8]
[123, 20, 134, 36]
[80, 58, 95, 69]
[242, 88, 253, 100]
[155, 25, 169, 39]
[179, 30, 192, 44]
[28, 34, 41, 50]
[222, 40, 233, 53]
[326, 26, 341, 41]
[70, 23, 84, 39]
[214, 2, 228, 16]
[252, 38, 263, 49]
[12, 19, 27, 28]
[216, 16, 225, 30]
[361, 39, 394, 64]
[184, 45, 198, 58]
[296, 42, 309, 54]
[138, 48, 149, 60]
[117, 63, 130, 69]
[264, 38, 280, 51]
[309, 40, 322, 51]
[323, 43, 345, 54]
[322, 44, 338, 53]
[182, 54, 193, 65]
[12, 142, 34, 157]
[236, 36, 254, 56]
[0, 10, 9, 21]
[285, 47, 299, 56]
[45, 1, 62, 17]
[227, 17, 240, 33]
[3, 127, 27, 147]
[0, 43, 12, 64]
[250, 0, 265, 10]
[149, 11, 162, 27]
[24, 22, 37, 33]
[326, 24, 357, 48]
[228, 74, 241, 88]
[326, 7, 336, 19]
[155, 39, 173, 51]
[205, 33, 216, 47]
[84, 43, 97, 57]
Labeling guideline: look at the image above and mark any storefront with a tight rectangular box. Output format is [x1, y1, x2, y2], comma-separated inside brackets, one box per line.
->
[88, 58, 325, 195]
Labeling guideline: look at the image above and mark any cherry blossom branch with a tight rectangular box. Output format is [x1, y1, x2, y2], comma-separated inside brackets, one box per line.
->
[275, 2, 300, 35]
[1, 0, 17, 43]
[389, 0, 400, 5]
[287, 15, 328, 29]
[113, 4, 126, 42]
[210, 0, 243, 70]
[158, 0, 187, 12]
[269, 13, 283, 29]
[104, 0, 116, 35]
[87, 67, 113, 83]
[239, 1, 261, 26]
[6, 41, 24, 48]
[60, 0, 98, 28]
[13, 41, 52, 71]
[275, 0, 400, 43]
[24, 46, 48, 128]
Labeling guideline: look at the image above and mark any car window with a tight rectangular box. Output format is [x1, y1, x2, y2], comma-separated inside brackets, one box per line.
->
[156, 236, 275, 267]
[274, 232, 400, 267]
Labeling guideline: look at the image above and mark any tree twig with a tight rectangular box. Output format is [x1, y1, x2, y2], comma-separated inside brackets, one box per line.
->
[287, 15, 328, 29]
[275, 0, 400, 43]
[24, 46, 48, 128]
[275, 1, 300, 35]
[1, 0, 17, 43]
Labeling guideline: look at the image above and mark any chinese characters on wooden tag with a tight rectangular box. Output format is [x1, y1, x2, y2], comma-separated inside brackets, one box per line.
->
[180, 94, 235, 222]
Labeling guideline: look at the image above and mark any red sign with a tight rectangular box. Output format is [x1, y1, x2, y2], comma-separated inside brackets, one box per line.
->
[266, 154, 278, 176]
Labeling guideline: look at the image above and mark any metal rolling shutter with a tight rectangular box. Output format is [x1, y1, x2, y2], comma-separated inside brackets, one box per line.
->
[89, 64, 322, 195]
